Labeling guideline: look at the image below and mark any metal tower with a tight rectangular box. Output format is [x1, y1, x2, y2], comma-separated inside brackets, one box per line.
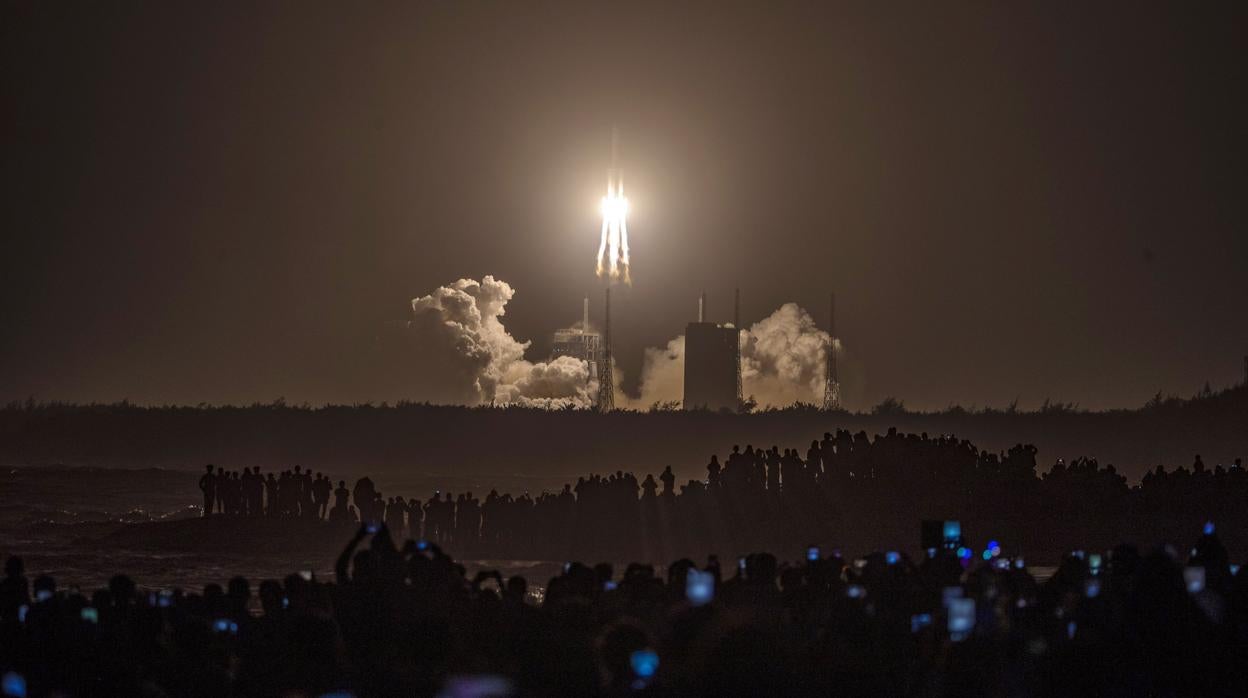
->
[596, 287, 614, 411]
[734, 288, 743, 410]
[822, 292, 841, 411]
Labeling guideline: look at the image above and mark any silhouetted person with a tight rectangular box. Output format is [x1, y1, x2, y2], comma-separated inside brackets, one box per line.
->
[265, 472, 278, 515]
[0, 556, 29, 623]
[707, 455, 722, 489]
[313, 473, 332, 519]
[199, 464, 216, 516]
[660, 465, 675, 496]
[214, 466, 227, 513]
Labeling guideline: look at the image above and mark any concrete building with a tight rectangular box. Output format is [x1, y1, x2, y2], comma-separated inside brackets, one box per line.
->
[683, 293, 739, 411]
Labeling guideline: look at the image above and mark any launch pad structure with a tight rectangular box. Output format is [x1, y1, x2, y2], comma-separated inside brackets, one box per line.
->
[822, 292, 841, 411]
[551, 297, 600, 379]
[596, 288, 615, 411]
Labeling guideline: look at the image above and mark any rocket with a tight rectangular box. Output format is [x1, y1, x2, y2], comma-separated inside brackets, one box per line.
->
[596, 127, 631, 284]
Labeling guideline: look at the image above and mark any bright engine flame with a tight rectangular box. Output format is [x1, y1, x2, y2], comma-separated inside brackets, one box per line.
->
[596, 178, 630, 284]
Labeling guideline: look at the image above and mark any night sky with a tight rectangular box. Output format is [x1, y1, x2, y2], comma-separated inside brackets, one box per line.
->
[3, 2, 1246, 411]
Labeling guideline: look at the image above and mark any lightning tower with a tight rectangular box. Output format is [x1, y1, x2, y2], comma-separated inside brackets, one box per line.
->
[734, 288, 743, 410]
[597, 287, 615, 411]
[822, 292, 841, 411]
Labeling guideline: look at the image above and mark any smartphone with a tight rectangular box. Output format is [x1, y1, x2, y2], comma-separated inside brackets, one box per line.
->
[1231, 564, 1241, 576]
[1084, 579, 1101, 598]
[17, 604, 28, 623]
[1184, 566, 1206, 594]
[563, 562, 572, 574]
[1088, 553, 1102, 575]
[416, 539, 429, 552]
[1, 671, 26, 698]
[80, 607, 98, 623]
[686, 569, 714, 607]
[943, 520, 962, 547]
[845, 584, 865, 599]
[737, 557, 746, 573]
[299, 570, 313, 582]
[885, 551, 900, 566]
[806, 546, 820, 562]
[158, 590, 173, 608]
[213, 619, 239, 634]
[910, 613, 932, 633]
[1203, 520, 1215, 536]
[35, 590, 52, 603]
[948, 597, 976, 641]
[630, 649, 659, 679]
[437, 676, 514, 698]
[365, 523, 379, 534]
[603, 580, 618, 592]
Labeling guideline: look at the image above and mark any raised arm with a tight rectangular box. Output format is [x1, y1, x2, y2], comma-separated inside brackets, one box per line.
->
[336, 524, 369, 585]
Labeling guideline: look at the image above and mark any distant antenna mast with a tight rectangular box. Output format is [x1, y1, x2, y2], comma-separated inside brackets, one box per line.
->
[822, 292, 841, 411]
[597, 288, 614, 411]
[734, 288, 743, 410]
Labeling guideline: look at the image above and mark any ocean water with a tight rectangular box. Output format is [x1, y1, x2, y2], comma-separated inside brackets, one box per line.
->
[1, 466, 1055, 591]
[0, 466, 569, 591]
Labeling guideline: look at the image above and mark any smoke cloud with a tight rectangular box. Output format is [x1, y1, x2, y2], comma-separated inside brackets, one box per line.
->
[628, 302, 834, 409]
[399, 277, 834, 411]
[404, 276, 597, 408]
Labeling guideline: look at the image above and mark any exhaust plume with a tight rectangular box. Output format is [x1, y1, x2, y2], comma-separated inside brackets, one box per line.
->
[404, 276, 597, 408]
[628, 302, 835, 409]
[595, 129, 631, 284]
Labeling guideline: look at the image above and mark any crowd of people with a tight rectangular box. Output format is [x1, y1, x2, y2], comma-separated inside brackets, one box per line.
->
[197, 429, 1247, 562]
[3, 519, 1247, 696]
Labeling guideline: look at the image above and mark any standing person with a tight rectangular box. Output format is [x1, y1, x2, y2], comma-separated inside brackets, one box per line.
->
[353, 477, 376, 524]
[313, 473, 332, 519]
[199, 465, 216, 516]
[659, 466, 675, 497]
[214, 466, 227, 514]
[423, 494, 440, 543]
[249, 467, 265, 516]
[301, 468, 316, 518]
[406, 497, 422, 539]
[264, 472, 279, 516]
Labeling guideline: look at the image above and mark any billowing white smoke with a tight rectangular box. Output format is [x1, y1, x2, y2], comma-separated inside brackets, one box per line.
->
[401, 277, 833, 410]
[740, 303, 832, 407]
[630, 302, 833, 409]
[406, 276, 597, 408]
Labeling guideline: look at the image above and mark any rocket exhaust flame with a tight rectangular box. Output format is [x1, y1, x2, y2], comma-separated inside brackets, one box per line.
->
[596, 130, 631, 284]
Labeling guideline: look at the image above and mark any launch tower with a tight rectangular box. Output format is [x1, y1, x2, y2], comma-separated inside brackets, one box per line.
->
[822, 292, 841, 411]
[596, 288, 614, 411]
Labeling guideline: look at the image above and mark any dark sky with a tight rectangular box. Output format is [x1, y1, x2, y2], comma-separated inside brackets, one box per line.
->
[3, 2, 1246, 411]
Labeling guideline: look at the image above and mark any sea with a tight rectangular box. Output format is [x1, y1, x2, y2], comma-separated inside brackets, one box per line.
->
[0, 465, 1055, 592]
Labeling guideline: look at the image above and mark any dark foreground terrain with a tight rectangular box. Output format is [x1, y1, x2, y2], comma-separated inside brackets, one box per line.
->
[1, 522, 1244, 697]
